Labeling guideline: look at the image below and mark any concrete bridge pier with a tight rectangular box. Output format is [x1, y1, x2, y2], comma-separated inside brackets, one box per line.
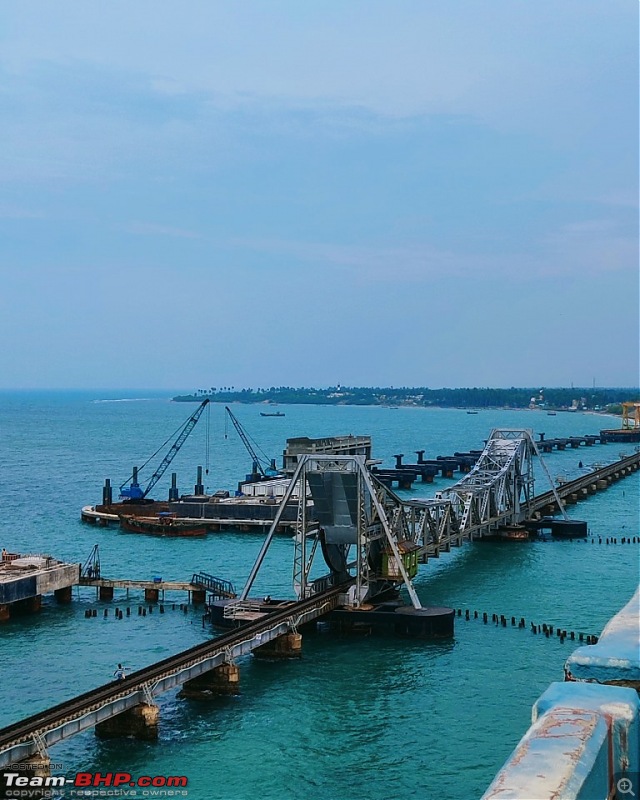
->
[16, 595, 42, 614]
[144, 588, 159, 603]
[99, 585, 114, 601]
[254, 632, 302, 659]
[95, 702, 159, 741]
[180, 663, 240, 698]
[55, 586, 72, 603]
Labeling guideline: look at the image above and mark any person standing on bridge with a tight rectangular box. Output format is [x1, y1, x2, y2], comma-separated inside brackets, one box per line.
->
[113, 663, 126, 681]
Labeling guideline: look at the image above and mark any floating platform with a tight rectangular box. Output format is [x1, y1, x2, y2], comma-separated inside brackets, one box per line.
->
[81, 499, 297, 532]
[118, 513, 207, 537]
[599, 427, 640, 443]
[209, 597, 454, 638]
[524, 518, 588, 538]
[325, 601, 455, 638]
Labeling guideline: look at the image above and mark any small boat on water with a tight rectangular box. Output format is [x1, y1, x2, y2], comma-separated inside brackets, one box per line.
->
[260, 412, 285, 417]
[547, 411, 557, 416]
[466, 410, 478, 415]
[118, 513, 207, 537]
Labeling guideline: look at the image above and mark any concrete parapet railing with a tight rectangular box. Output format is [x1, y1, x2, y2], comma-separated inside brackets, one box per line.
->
[565, 587, 640, 690]
[482, 682, 639, 800]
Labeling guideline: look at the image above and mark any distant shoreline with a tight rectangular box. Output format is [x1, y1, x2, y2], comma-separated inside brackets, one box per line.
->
[172, 387, 635, 414]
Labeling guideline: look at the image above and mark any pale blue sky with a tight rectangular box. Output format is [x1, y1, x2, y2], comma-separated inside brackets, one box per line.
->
[1, 1, 637, 390]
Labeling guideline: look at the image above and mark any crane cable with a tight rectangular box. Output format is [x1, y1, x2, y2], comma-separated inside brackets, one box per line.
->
[121, 407, 204, 490]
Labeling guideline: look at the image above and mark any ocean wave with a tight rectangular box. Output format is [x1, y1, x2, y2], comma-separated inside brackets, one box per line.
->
[93, 398, 155, 403]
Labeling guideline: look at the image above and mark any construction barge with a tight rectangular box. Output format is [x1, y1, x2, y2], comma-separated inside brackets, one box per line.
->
[82, 433, 375, 533]
[81, 399, 628, 536]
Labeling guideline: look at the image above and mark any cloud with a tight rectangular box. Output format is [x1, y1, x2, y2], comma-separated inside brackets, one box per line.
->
[233, 218, 637, 283]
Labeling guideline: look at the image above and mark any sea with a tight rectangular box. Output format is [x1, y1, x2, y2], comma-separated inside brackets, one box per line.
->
[0, 390, 638, 800]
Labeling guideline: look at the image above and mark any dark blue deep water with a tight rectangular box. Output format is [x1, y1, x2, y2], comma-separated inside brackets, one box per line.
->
[0, 392, 638, 799]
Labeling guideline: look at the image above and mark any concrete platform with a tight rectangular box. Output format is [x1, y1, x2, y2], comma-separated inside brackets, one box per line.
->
[0, 554, 79, 619]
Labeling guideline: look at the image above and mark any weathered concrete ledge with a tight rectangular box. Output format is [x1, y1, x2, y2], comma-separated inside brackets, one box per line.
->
[482, 682, 639, 800]
[565, 587, 640, 690]
[482, 588, 640, 799]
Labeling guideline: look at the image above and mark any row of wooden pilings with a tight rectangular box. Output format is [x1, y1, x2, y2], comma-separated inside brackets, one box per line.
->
[455, 608, 599, 645]
[83, 603, 191, 618]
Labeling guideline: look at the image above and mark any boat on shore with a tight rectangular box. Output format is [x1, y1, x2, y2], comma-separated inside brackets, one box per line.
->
[118, 513, 207, 537]
[260, 412, 285, 417]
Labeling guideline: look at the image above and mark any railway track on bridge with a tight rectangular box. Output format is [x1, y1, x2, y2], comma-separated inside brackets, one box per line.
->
[529, 450, 640, 514]
[0, 584, 347, 767]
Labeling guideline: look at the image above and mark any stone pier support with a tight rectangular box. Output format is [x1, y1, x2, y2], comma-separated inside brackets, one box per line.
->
[17, 595, 42, 613]
[180, 663, 240, 698]
[99, 585, 114, 601]
[95, 703, 159, 740]
[0, 754, 51, 795]
[144, 588, 159, 603]
[55, 585, 73, 603]
[254, 632, 302, 659]
[588, 484, 597, 494]
[191, 589, 206, 605]
[596, 480, 608, 490]
[0, 604, 10, 622]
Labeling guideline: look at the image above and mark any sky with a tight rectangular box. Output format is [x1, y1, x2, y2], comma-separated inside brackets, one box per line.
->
[0, 1, 637, 391]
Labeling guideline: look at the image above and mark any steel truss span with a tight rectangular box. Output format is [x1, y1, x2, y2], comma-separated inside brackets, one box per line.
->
[234, 430, 559, 614]
[236, 429, 567, 615]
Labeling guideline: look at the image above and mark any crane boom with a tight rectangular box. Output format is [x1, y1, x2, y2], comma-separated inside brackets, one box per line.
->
[120, 399, 210, 500]
[224, 406, 267, 478]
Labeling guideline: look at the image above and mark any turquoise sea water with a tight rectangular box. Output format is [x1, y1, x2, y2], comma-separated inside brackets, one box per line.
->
[0, 391, 638, 800]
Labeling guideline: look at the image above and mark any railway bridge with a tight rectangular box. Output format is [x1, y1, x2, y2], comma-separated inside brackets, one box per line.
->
[0, 585, 346, 772]
[1, 429, 637, 779]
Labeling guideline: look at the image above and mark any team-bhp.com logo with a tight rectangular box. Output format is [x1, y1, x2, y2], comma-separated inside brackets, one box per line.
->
[3, 771, 188, 796]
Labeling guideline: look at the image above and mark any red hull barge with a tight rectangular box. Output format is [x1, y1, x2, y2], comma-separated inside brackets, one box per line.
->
[118, 514, 207, 537]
